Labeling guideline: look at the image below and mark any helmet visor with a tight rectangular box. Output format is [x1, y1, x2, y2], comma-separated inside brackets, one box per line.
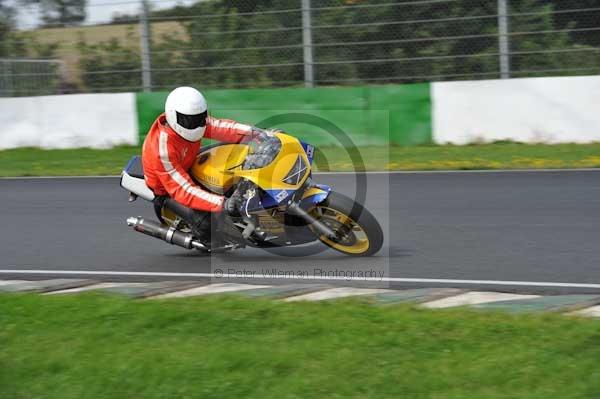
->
[176, 110, 207, 130]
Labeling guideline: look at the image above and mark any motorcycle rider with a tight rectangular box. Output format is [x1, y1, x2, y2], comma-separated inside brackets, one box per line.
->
[142, 86, 251, 242]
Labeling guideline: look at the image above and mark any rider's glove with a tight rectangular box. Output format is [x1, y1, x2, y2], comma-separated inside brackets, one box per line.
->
[251, 126, 267, 139]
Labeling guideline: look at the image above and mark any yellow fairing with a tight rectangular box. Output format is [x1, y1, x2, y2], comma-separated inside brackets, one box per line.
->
[301, 186, 328, 200]
[190, 133, 310, 193]
[190, 144, 249, 194]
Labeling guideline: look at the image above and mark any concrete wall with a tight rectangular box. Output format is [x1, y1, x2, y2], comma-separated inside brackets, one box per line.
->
[432, 75, 600, 144]
[0, 93, 138, 150]
[1, 75, 599, 150]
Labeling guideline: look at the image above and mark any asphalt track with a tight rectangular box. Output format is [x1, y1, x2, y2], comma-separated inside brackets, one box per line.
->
[1, 170, 599, 294]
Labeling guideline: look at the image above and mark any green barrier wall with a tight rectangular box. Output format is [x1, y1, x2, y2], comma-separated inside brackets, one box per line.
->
[136, 84, 432, 146]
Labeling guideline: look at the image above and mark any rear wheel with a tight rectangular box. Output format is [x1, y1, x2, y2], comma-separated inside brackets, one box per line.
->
[310, 191, 384, 256]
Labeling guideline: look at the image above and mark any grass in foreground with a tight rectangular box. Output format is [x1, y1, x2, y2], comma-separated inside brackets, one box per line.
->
[1, 143, 600, 177]
[1, 293, 599, 399]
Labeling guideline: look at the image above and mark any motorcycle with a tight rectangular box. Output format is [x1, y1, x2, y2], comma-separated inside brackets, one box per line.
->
[120, 130, 383, 256]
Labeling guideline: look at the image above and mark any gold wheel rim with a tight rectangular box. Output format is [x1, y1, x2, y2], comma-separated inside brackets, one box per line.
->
[161, 207, 191, 232]
[310, 206, 370, 254]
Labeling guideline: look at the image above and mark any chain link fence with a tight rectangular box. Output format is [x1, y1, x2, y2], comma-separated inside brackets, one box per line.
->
[0, 58, 65, 96]
[1, 0, 599, 96]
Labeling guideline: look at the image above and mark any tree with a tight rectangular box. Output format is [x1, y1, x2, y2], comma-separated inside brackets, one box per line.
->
[0, 0, 15, 55]
[76, 0, 600, 92]
[22, 0, 87, 27]
[543, 0, 600, 46]
[77, 32, 141, 91]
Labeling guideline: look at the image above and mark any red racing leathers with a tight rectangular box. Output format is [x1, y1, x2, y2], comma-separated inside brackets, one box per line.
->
[142, 113, 252, 212]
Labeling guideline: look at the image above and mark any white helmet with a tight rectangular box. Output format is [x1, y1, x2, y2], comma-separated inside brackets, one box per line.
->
[165, 86, 208, 142]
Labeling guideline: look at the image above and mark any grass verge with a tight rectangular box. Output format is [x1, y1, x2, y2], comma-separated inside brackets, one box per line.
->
[314, 142, 600, 171]
[1, 143, 599, 177]
[0, 146, 140, 177]
[1, 293, 599, 398]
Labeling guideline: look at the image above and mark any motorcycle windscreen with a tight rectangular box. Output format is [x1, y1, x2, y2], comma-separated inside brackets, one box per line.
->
[234, 133, 311, 193]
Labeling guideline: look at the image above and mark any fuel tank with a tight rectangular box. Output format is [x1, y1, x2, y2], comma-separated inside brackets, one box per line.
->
[190, 143, 249, 194]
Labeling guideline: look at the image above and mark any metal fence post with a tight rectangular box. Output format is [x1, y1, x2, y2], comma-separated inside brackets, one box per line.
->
[301, 0, 315, 88]
[140, 0, 153, 92]
[0, 60, 6, 97]
[6, 60, 13, 97]
[498, 0, 511, 79]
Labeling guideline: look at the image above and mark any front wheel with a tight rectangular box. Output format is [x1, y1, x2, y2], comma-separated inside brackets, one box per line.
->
[310, 191, 384, 256]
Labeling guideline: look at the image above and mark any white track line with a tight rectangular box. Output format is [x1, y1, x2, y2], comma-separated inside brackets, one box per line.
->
[0, 280, 25, 286]
[1, 169, 599, 180]
[285, 287, 391, 302]
[154, 283, 270, 298]
[573, 305, 600, 317]
[45, 282, 139, 295]
[1, 270, 600, 289]
[422, 292, 539, 309]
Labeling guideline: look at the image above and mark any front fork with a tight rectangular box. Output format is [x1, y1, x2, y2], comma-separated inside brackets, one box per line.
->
[286, 201, 336, 238]
[288, 183, 336, 238]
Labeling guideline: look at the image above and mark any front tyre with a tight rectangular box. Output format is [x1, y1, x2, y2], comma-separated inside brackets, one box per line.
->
[310, 191, 384, 256]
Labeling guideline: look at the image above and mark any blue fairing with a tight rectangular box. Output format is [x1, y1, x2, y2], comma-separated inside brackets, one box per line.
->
[300, 141, 315, 164]
[242, 189, 292, 212]
[263, 190, 296, 206]
[263, 189, 293, 207]
[247, 184, 331, 212]
[239, 194, 259, 213]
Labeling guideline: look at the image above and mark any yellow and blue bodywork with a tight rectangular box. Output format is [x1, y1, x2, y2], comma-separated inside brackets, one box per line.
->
[190, 132, 330, 212]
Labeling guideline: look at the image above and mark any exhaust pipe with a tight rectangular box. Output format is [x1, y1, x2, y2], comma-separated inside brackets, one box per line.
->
[126, 217, 208, 250]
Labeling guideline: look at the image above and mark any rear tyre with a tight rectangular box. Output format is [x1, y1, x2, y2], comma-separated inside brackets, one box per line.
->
[310, 191, 384, 256]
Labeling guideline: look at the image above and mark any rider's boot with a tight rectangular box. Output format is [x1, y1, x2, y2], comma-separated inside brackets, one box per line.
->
[161, 198, 213, 243]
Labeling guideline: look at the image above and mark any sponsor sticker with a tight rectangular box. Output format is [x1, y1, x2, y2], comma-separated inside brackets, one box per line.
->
[275, 190, 289, 202]
[306, 145, 314, 159]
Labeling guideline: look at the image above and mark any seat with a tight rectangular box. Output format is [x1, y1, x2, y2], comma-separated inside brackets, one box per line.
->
[121, 155, 155, 202]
